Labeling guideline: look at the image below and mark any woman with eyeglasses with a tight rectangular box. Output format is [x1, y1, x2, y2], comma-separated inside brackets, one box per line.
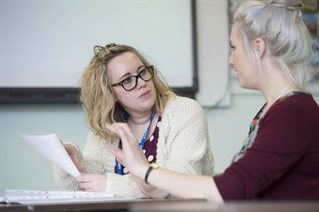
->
[53, 43, 214, 198]
[106, 0, 319, 202]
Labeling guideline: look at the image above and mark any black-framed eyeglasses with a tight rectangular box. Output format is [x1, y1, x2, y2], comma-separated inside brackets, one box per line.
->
[111, 65, 154, 91]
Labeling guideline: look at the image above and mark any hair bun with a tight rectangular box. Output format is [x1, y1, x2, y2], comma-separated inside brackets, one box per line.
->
[267, 0, 304, 10]
[93, 43, 118, 57]
[105, 43, 117, 49]
[93, 45, 105, 57]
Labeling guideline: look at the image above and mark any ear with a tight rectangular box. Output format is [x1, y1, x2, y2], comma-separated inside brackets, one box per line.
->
[255, 37, 266, 58]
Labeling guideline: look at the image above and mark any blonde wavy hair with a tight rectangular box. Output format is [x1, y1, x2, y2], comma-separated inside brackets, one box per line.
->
[80, 43, 175, 141]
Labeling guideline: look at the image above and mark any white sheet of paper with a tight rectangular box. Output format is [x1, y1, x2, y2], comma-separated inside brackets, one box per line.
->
[20, 134, 80, 177]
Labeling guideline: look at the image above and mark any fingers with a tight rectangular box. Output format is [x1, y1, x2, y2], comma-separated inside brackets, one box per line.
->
[105, 122, 149, 177]
[109, 146, 124, 164]
[64, 144, 76, 155]
[72, 156, 85, 173]
[106, 123, 129, 168]
[105, 123, 136, 145]
[75, 174, 106, 192]
[64, 144, 85, 172]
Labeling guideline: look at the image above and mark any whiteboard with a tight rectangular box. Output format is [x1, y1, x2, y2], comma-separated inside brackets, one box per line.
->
[1, 0, 194, 89]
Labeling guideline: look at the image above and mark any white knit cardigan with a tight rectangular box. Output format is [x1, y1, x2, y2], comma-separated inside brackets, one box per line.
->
[53, 96, 214, 198]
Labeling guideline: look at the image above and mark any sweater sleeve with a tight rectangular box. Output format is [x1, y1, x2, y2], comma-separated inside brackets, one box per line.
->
[157, 96, 214, 176]
[214, 96, 318, 200]
[53, 132, 106, 191]
[53, 132, 145, 197]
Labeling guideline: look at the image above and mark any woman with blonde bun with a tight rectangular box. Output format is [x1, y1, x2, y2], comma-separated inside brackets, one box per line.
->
[107, 0, 319, 202]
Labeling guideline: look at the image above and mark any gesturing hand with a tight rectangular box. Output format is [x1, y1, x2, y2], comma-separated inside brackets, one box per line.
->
[75, 174, 107, 192]
[105, 122, 149, 178]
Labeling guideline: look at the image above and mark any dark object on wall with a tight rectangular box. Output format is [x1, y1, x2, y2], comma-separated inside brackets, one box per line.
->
[0, 87, 195, 104]
[0, 88, 80, 104]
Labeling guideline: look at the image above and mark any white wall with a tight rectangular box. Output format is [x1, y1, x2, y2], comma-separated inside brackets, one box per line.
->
[196, 0, 230, 106]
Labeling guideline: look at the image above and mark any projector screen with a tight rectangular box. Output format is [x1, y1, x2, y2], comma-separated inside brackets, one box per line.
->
[1, 0, 195, 91]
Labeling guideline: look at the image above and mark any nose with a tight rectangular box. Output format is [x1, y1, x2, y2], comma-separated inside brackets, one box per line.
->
[136, 76, 147, 89]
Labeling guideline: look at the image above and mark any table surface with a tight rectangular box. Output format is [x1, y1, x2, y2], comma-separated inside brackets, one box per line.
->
[1, 198, 318, 212]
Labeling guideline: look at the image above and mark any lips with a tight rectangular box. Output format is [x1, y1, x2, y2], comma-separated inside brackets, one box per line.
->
[139, 90, 151, 98]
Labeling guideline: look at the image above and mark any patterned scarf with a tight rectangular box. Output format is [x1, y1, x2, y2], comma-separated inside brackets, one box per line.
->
[232, 91, 305, 163]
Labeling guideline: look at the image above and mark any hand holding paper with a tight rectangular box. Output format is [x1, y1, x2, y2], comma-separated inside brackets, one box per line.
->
[64, 143, 85, 172]
[21, 134, 81, 177]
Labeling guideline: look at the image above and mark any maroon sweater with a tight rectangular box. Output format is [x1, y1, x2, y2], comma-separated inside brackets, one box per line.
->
[214, 93, 319, 201]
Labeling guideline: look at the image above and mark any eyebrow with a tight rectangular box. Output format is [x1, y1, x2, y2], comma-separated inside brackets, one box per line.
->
[117, 65, 145, 81]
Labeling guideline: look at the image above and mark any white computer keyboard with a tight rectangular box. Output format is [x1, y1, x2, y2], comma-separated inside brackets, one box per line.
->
[2, 189, 122, 204]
